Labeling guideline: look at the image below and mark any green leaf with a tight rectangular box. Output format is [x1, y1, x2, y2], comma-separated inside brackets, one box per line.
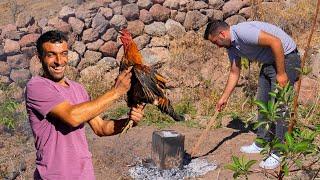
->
[255, 138, 266, 146]
[283, 164, 289, 176]
[245, 160, 257, 170]
[225, 164, 238, 171]
[274, 143, 289, 153]
[285, 133, 293, 147]
[253, 121, 268, 130]
[232, 156, 241, 168]
[269, 92, 277, 98]
[254, 100, 268, 111]
[293, 142, 309, 153]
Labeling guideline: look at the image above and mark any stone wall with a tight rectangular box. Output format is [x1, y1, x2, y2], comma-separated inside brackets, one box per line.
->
[0, 0, 304, 101]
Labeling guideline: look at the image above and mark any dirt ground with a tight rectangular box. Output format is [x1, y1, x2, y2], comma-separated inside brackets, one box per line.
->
[0, 118, 281, 180]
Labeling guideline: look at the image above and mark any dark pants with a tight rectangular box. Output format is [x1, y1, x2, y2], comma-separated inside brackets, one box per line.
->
[256, 51, 301, 144]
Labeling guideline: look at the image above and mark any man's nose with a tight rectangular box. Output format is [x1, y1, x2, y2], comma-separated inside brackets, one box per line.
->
[55, 54, 64, 65]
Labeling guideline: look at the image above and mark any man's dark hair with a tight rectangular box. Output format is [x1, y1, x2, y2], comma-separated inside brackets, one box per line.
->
[204, 20, 229, 40]
[36, 30, 68, 57]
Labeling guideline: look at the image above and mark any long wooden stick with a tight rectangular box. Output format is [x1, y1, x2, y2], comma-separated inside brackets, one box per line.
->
[288, 0, 320, 133]
[191, 110, 219, 157]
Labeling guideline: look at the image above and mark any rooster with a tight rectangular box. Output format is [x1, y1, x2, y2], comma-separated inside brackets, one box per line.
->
[119, 29, 184, 131]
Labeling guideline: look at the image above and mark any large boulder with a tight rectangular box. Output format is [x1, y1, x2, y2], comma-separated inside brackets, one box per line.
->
[8, 82, 24, 101]
[208, 0, 224, 9]
[59, 6, 75, 21]
[99, 41, 119, 57]
[10, 69, 31, 84]
[134, 34, 151, 50]
[4, 39, 20, 55]
[75, 6, 94, 20]
[16, 13, 35, 28]
[82, 28, 99, 43]
[99, 7, 113, 20]
[163, 0, 179, 10]
[122, 4, 140, 20]
[127, 20, 145, 37]
[141, 47, 170, 65]
[165, 19, 186, 39]
[139, 9, 153, 24]
[72, 41, 86, 56]
[68, 17, 85, 35]
[78, 50, 102, 69]
[187, 1, 208, 10]
[137, 0, 153, 10]
[144, 22, 166, 36]
[225, 15, 246, 25]
[29, 55, 42, 76]
[149, 36, 169, 47]
[102, 28, 118, 41]
[19, 34, 40, 47]
[110, 15, 128, 30]
[183, 10, 208, 30]
[21, 46, 37, 59]
[173, 12, 186, 24]
[149, 4, 171, 22]
[0, 61, 10, 76]
[222, 0, 250, 18]
[92, 13, 109, 35]
[7, 54, 29, 69]
[52, 21, 72, 33]
[68, 51, 80, 67]
[86, 39, 104, 51]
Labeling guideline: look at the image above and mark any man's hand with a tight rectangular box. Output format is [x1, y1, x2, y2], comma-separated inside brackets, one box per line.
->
[114, 67, 132, 96]
[276, 73, 288, 87]
[129, 104, 145, 124]
[216, 97, 228, 112]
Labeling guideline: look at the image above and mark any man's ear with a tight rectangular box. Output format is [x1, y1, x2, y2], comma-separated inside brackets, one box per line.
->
[220, 30, 227, 38]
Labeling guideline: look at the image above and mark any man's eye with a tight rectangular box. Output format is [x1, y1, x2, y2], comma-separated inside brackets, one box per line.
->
[62, 52, 68, 56]
[47, 53, 54, 57]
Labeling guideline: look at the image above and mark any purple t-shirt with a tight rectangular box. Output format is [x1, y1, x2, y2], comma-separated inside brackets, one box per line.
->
[25, 76, 95, 180]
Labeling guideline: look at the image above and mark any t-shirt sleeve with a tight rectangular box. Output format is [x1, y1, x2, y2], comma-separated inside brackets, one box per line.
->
[227, 49, 241, 63]
[26, 80, 65, 118]
[234, 24, 260, 45]
[79, 84, 91, 102]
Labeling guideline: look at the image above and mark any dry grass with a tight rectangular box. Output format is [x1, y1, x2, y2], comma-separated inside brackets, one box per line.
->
[255, 0, 320, 46]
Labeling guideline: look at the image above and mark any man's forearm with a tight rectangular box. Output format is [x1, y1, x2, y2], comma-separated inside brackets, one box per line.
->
[271, 42, 286, 75]
[221, 70, 240, 100]
[69, 88, 120, 125]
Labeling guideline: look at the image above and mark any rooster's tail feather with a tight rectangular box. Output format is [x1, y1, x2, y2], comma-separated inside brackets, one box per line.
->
[157, 97, 185, 121]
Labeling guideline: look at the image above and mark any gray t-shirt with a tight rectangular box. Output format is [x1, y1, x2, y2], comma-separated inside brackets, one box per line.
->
[227, 21, 296, 64]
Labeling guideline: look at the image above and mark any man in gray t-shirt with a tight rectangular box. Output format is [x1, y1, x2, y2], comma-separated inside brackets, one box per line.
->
[204, 21, 301, 170]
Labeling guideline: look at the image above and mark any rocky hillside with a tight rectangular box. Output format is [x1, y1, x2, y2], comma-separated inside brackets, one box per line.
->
[0, 0, 319, 106]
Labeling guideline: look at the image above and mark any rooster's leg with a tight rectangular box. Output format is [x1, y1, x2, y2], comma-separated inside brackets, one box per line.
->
[155, 97, 185, 121]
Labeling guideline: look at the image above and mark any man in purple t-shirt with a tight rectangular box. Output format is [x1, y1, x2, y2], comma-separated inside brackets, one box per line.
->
[204, 21, 301, 169]
[25, 30, 144, 179]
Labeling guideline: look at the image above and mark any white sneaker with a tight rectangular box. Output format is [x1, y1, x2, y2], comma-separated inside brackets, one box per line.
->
[259, 153, 281, 170]
[240, 143, 263, 154]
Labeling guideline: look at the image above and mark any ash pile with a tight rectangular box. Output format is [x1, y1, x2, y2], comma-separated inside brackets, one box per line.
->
[129, 130, 217, 179]
[129, 157, 217, 180]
